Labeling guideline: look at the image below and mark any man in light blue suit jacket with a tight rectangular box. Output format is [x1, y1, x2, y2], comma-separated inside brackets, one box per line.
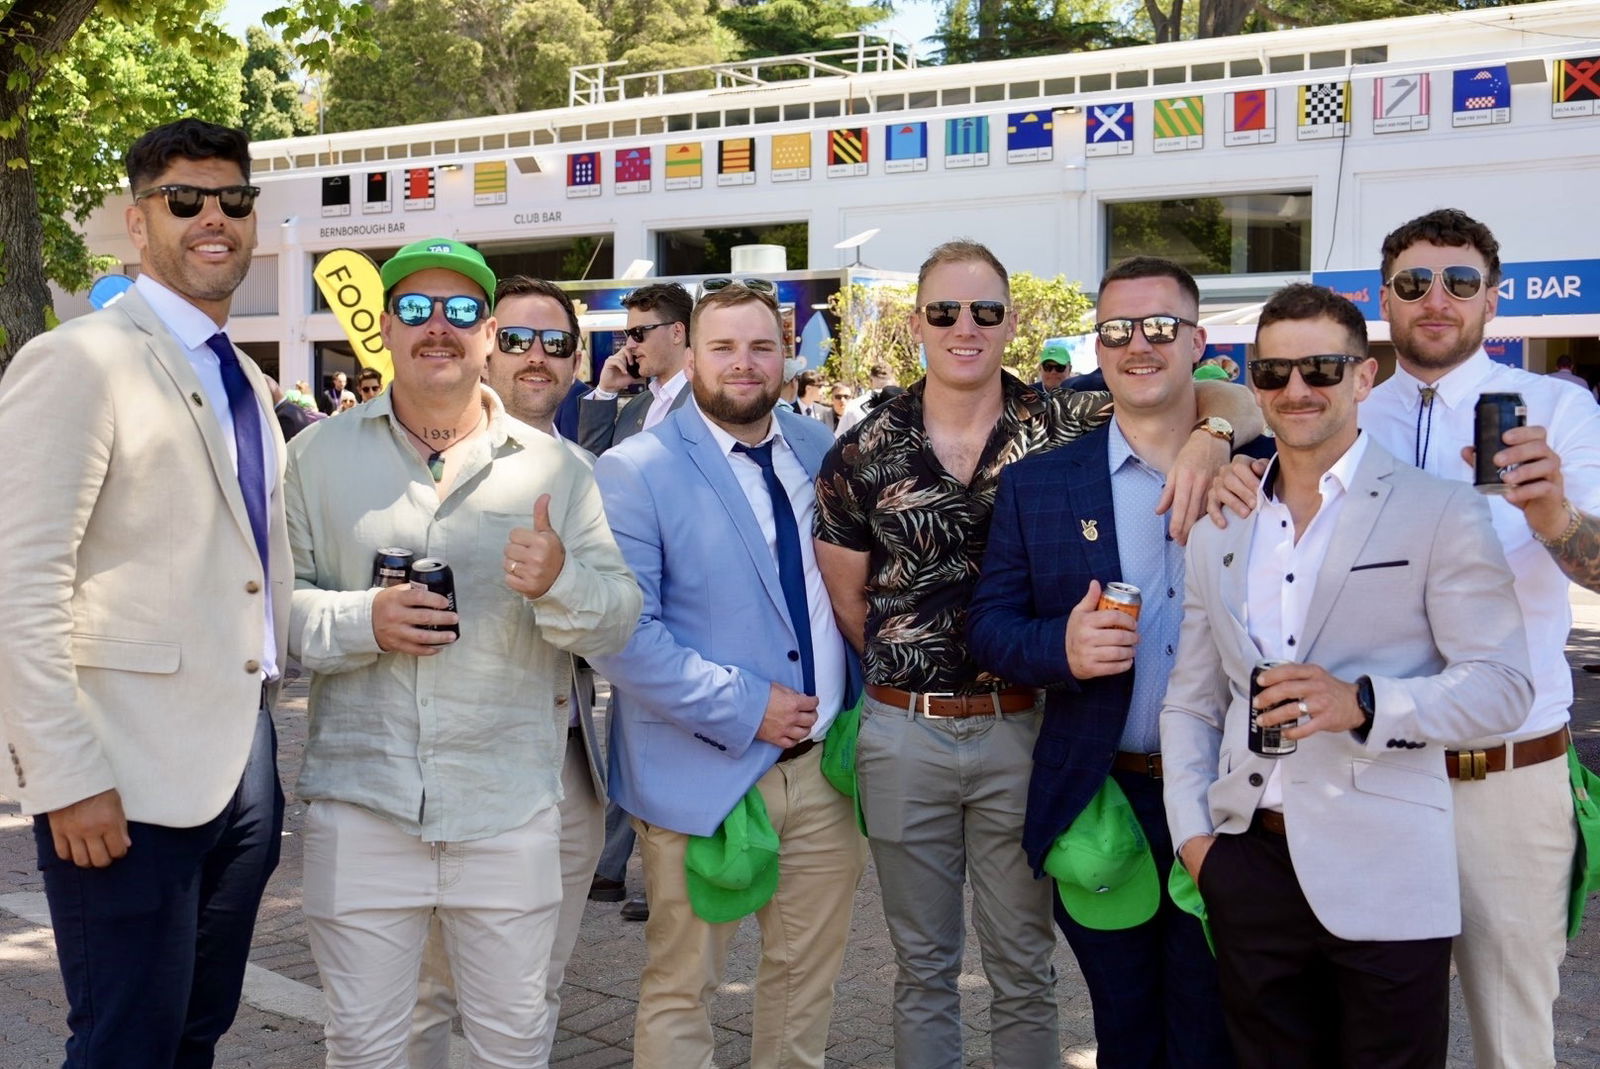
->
[593, 283, 866, 1069]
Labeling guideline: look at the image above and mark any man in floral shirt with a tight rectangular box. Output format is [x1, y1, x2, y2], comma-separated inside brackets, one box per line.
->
[814, 239, 1260, 1068]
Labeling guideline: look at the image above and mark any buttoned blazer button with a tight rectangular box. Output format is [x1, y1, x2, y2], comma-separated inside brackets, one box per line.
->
[244, 659, 261, 673]
[245, 580, 261, 594]
[1248, 772, 1264, 787]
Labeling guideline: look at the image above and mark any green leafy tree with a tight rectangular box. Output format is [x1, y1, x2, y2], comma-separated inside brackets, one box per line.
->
[936, 0, 1144, 63]
[605, 0, 724, 92]
[241, 25, 314, 140]
[718, 0, 892, 60]
[0, 0, 367, 371]
[323, 0, 606, 130]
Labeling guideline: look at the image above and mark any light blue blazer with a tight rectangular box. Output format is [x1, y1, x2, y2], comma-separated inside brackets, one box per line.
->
[592, 401, 857, 837]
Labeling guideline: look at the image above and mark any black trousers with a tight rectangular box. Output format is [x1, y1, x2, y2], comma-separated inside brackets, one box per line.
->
[1200, 817, 1451, 1069]
[34, 706, 284, 1069]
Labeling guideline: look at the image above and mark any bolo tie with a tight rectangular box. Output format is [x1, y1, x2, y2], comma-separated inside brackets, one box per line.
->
[1414, 386, 1436, 470]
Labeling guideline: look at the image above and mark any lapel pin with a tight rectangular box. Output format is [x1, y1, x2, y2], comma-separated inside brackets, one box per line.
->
[1223, 552, 1234, 567]
[1080, 519, 1099, 542]
[191, 392, 204, 406]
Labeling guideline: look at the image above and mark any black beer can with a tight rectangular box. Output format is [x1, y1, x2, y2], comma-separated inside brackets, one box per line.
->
[371, 547, 414, 589]
[1473, 392, 1527, 494]
[409, 558, 460, 637]
[1248, 660, 1297, 757]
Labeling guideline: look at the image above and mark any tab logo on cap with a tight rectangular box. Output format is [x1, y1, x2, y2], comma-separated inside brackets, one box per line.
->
[427, 243, 452, 253]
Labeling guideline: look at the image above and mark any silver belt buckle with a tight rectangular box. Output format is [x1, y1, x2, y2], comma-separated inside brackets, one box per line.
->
[918, 691, 961, 719]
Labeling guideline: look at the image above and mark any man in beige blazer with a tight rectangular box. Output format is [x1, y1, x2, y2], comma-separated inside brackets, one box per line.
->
[1161, 284, 1530, 1067]
[0, 119, 289, 1068]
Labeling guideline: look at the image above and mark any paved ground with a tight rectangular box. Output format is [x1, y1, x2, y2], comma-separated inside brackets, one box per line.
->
[4, 590, 1600, 1067]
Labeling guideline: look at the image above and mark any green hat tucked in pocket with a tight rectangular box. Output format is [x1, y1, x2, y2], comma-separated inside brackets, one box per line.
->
[685, 786, 780, 925]
[1044, 777, 1160, 931]
[1567, 745, 1600, 940]
[1167, 857, 1215, 955]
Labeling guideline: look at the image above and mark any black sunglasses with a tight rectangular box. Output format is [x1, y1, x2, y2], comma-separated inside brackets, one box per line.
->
[1248, 354, 1367, 390]
[617, 322, 672, 345]
[1384, 265, 1485, 303]
[1095, 315, 1197, 347]
[134, 184, 261, 220]
[703, 276, 777, 296]
[920, 300, 1008, 328]
[391, 293, 488, 328]
[499, 326, 578, 358]
[1040, 361, 1067, 372]
[358, 384, 382, 396]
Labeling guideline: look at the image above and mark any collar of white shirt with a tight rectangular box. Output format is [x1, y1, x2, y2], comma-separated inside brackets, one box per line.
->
[697, 402, 787, 461]
[1383, 347, 1493, 413]
[650, 368, 688, 404]
[1258, 430, 1371, 509]
[135, 273, 229, 352]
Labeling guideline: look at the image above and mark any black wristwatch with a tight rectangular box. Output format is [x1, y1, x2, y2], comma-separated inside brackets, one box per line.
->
[1354, 675, 1376, 742]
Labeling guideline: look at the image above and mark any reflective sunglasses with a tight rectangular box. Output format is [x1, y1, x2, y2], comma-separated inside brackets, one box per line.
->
[702, 276, 777, 296]
[920, 300, 1008, 328]
[1094, 315, 1197, 347]
[617, 322, 672, 345]
[1248, 354, 1367, 390]
[498, 326, 578, 358]
[391, 293, 488, 328]
[1384, 265, 1486, 303]
[134, 184, 261, 219]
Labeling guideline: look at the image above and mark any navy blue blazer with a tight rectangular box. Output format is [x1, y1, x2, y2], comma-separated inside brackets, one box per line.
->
[967, 420, 1272, 876]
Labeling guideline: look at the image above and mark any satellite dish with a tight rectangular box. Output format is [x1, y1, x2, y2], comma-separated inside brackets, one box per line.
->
[620, 259, 655, 280]
[833, 228, 881, 267]
[88, 274, 134, 310]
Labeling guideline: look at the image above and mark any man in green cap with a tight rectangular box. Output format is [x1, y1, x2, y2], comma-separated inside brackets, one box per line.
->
[1033, 337, 1072, 394]
[286, 236, 642, 1064]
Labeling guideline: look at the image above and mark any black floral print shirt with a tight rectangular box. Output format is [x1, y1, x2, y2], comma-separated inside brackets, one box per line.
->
[815, 373, 1112, 693]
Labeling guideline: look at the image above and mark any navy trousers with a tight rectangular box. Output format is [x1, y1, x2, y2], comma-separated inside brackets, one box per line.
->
[1053, 769, 1236, 1069]
[34, 706, 284, 1069]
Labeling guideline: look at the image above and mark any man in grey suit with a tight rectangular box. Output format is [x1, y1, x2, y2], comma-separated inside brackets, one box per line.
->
[578, 281, 694, 455]
[1162, 284, 1531, 1066]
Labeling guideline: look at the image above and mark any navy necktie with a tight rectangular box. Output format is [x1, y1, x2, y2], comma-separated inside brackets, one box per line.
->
[734, 441, 815, 697]
[206, 332, 270, 569]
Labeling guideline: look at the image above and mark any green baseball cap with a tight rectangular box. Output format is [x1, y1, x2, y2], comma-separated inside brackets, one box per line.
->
[1567, 745, 1600, 939]
[685, 786, 780, 924]
[1192, 363, 1231, 382]
[380, 237, 497, 305]
[1040, 337, 1073, 364]
[1167, 853, 1215, 954]
[1045, 777, 1159, 931]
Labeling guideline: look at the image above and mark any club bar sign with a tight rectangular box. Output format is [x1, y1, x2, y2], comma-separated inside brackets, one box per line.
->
[1313, 259, 1600, 318]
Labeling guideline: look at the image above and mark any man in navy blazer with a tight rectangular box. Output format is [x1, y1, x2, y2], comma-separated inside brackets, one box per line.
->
[970, 258, 1261, 1068]
[592, 282, 866, 1069]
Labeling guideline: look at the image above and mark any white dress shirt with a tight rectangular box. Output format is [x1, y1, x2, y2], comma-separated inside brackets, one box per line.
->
[696, 406, 848, 739]
[1363, 348, 1600, 741]
[1246, 433, 1371, 810]
[642, 369, 688, 431]
[135, 272, 280, 681]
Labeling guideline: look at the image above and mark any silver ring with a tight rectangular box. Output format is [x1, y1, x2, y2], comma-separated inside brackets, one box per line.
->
[509, 560, 519, 575]
[1297, 700, 1309, 715]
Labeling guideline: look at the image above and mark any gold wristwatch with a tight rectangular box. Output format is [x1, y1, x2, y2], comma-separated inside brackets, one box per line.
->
[1193, 416, 1234, 444]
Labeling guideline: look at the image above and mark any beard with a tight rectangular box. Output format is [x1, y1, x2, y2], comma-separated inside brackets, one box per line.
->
[693, 375, 780, 427]
[145, 233, 252, 304]
[1390, 310, 1487, 373]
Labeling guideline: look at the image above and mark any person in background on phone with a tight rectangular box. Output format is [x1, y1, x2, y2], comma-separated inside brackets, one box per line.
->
[1168, 281, 1529, 1066]
[578, 281, 694, 456]
[286, 237, 639, 1066]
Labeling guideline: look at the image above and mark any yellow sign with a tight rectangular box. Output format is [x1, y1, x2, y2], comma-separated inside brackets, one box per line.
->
[313, 249, 392, 380]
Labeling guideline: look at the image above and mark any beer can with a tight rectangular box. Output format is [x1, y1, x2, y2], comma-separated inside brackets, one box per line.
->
[1473, 392, 1526, 495]
[371, 547, 414, 589]
[409, 558, 460, 638]
[1248, 660, 1297, 757]
[1097, 582, 1142, 622]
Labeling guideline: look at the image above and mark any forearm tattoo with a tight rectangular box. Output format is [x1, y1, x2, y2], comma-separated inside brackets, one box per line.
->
[1551, 507, 1600, 594]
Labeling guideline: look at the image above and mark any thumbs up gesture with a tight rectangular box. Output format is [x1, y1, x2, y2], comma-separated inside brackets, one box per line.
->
[505, 493, 566, 599]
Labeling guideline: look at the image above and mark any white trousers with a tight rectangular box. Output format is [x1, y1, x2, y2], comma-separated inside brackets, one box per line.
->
[1452, 752, 1574, 1069]
[302, 800, 563, 1069]
[408, 733, 605, 1066]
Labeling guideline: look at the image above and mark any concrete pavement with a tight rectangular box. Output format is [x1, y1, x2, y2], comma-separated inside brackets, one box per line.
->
[4, 591, 1600, 1067]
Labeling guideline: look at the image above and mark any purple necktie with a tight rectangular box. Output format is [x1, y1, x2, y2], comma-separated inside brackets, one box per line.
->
[206, 332, 269, 568]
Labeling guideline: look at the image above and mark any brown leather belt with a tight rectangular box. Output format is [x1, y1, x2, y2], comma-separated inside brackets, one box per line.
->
[866, 683, 1036, 719]
[1112, 751, 1163, 778]
[776, 738, 817, 764]
[1256, 810, 1287, 835]
[1445, 726, 1569, 781]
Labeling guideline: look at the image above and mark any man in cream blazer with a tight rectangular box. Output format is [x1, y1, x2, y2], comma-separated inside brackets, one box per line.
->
[1162, 284, 1531, 1067]
[0, 119, 289, 1068]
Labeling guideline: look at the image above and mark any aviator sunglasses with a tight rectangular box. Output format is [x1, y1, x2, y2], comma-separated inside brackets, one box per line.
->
[920, 300, 1009, 328]
[702, 276, 777, 296]
[1095, 315, 1197, 347]
[498, 326, 578, 358]
[134, 183, 261, 219]
[1248, 354, 1367, 391]
[391, 293, 488, 328]
[1384, 265, 1486, 303]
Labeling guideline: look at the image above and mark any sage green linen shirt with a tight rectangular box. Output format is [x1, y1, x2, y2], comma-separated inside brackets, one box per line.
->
[287, 386, 640, 842]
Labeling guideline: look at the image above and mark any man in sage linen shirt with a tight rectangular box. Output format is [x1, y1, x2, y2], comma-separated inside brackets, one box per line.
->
[286, 237, 641, 1066]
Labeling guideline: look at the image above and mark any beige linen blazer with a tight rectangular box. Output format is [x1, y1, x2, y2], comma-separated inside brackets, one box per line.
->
[1161, 440, 1532, 942]
[0, 288, 291, 826]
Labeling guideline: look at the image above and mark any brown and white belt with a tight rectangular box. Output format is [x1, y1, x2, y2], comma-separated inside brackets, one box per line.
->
[1445, 725, 1569, 781]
